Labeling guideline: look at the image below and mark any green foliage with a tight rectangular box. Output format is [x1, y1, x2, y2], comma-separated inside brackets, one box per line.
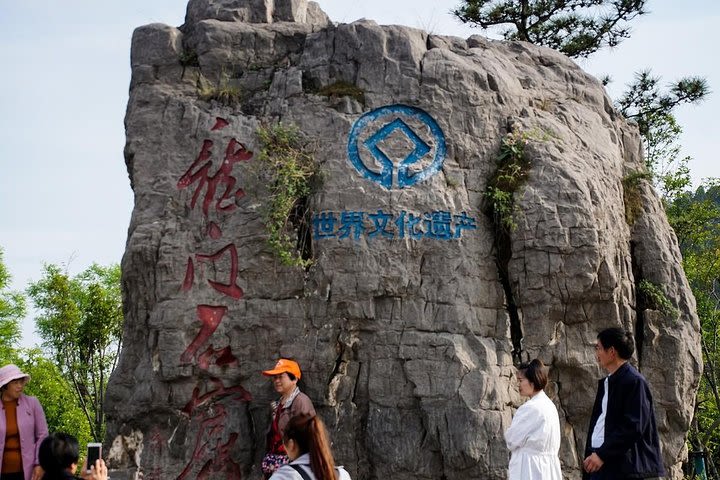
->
[453, 0, 648, 58]
[454, 3, 708, 204]
[668, 182, 720, 253]
[197, 71, 242, 106]
[19, 352, 92, 451]
[617, 70, 708, 137]
[317, 81, 365, 105]
[485, 130, 542, 232]
[0, 250, 96, 455]
[621, 170, 652, 225]
[255, 123, 319, 267]
[0, 248, 25, 360]
[616, 70, 708, 202]
[637, 279, 679, 319]
[666, 181, 720, 475]
[178, 48, 199, 67]
[27, 263, 123, 442]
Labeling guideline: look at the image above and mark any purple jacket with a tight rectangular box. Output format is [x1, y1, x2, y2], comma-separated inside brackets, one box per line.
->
[0, 394, 49, 480]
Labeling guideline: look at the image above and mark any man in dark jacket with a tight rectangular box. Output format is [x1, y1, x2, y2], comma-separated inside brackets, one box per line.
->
[583, 328, 666, 479]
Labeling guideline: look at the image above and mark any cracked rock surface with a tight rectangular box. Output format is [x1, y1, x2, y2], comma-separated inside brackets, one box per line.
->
[105, 1, 701, 478]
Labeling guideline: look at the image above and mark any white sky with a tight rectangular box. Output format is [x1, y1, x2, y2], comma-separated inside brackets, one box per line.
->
[1, 0, 718, 347]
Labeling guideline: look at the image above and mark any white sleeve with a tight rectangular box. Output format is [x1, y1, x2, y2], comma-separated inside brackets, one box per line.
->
[504, 403, 540, 451]
[269, 465, 300, 480]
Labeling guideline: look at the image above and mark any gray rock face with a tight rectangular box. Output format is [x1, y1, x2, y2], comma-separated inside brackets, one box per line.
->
[105, 1, 702, 479]
[184, 0, 330, 26]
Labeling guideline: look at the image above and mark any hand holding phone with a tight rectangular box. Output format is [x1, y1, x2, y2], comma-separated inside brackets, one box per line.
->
[86, 443, 102, 473]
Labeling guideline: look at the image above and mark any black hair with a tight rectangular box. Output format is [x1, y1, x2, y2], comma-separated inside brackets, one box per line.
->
[283, 356, 301, 386]
[283, 415, 338, 480]
[517, 358, 548, 391]
[597, 327, 635, 360]
[39, 433, 80, 478]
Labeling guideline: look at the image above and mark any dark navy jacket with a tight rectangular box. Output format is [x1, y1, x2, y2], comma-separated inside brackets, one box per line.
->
[584, 362, 666, 479]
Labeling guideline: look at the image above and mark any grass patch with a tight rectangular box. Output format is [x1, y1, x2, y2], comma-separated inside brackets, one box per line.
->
[638, 279, 679, 319]
[485, 131, 535, 232]
[622, 171, 652, 225]
[317, 81, 365, 105]
[197, 71, 242, 106]
[256, 123, 319, 268]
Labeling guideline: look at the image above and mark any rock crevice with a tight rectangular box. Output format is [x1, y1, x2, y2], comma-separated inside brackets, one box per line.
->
[106, 1, 701, 478]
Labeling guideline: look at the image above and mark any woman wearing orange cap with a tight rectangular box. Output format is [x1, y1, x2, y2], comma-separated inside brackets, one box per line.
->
[261, 359, 316, 479]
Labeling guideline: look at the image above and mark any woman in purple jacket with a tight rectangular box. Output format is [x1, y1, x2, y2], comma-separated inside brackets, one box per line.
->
[0, 364, 48, 480]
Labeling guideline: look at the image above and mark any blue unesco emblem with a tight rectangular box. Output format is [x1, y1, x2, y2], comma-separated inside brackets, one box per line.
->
[347, 105, 446, 189]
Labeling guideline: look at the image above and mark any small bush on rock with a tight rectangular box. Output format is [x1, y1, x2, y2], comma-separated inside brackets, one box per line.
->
[256, 123, 319, 268]
[638, 279, 679, 319]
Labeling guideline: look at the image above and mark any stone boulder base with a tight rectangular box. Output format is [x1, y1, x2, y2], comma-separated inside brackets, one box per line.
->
[105, 1, 701, 479]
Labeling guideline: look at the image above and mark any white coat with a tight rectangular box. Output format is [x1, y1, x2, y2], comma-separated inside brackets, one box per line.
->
[504, 390, 562, 480]
[269, 453, 352, 480]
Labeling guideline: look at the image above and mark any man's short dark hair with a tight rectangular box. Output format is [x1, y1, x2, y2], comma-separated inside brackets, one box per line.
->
[39, 432, 80, 473]
[518, 358, 548, 391]
[597, 328, 635, 360]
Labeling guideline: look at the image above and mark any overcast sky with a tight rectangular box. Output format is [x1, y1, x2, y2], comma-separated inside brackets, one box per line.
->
[1, 0, 718, 347]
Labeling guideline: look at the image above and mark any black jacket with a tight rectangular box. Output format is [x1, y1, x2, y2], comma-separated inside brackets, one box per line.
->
[41, 473, 82, 480]
[584, 362, 666, 479]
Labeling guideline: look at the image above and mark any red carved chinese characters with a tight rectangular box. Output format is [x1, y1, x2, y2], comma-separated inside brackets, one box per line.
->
[177, 130, 252, 216]
[143, 427, 166, 480]
[190, 243, 244, 300]
[180, 305, 228, 365]
[172, 117, 253, 479]
[177, 380, 252, 480]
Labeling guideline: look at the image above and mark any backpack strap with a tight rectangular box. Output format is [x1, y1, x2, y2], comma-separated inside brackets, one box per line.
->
[289, 464, 313, 480]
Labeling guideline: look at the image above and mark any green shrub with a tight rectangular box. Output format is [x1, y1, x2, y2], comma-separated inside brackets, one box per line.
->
[317, 81, 365, 105]
[485, 131, 533, 232]
[256, 123, 319, 267]
[197, 71, 241, 106]
[622, 171, 653, 225]
[179, 49, 199, 67]
[638, 279, 679, 319]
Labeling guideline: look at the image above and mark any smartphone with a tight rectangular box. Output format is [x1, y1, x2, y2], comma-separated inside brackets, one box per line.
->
[86, 443, 102, 472]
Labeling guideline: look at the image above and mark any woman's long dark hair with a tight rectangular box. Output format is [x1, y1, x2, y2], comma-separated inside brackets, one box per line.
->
[283, 415, 337, 480]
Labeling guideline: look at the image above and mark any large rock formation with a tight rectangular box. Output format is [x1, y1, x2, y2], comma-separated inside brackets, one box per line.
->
[105, 0, 702, 478]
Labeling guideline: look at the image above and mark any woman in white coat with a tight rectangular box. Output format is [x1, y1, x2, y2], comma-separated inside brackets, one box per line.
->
[504, 359, 562, 480]
[269, 414, 351, 480]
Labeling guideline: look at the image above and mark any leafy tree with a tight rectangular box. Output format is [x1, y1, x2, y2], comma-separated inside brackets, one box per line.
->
[453, 0, 648, 58]
[616, 71, 709, 201]
[0, 247, 25, 361]
[667, 182, 720, 476]
[1, 247, 93, 450]
[454, 1, 715, 474]
[453, 2, 709, 200]
[27, 263, 123, 442]
[19, 351, 93, 451]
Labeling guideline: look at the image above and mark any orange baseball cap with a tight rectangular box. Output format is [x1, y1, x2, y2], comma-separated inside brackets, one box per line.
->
[262, 359, 301, 379]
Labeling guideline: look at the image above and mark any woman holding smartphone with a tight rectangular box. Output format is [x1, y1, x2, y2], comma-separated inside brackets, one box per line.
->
[38, 433, 107, 480]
